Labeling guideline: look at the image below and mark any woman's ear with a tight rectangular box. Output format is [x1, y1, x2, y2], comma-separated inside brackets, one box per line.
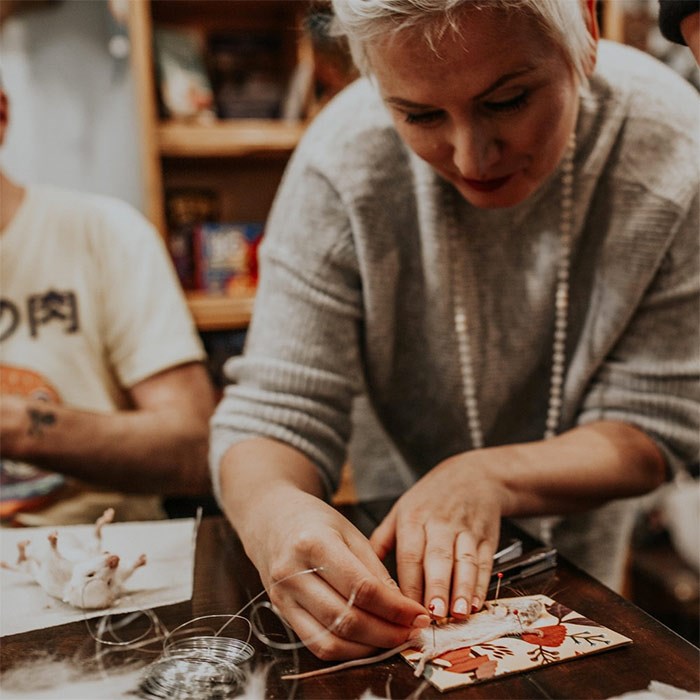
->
[581, 0, 600, 76]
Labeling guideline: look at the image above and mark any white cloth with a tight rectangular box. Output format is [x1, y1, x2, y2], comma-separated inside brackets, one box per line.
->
[659, 475, 700, 571]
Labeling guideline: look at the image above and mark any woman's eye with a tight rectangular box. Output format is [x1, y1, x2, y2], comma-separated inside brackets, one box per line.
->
[485, 92, 529, 113]
[404, 110, 442, 125]
[87, 572, 95, 578]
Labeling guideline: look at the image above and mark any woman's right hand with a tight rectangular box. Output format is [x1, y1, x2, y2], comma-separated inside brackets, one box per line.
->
[236, 485, 430, 660]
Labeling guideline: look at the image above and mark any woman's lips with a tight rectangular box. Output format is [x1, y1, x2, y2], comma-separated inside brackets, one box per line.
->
[462, 174, 513, 192]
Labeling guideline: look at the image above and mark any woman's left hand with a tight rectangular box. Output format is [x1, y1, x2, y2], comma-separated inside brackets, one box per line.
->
[369, 449, 511, 620]
[370, 422, 666, 620]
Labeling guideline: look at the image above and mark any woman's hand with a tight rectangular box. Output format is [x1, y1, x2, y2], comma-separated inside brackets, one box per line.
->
[370, 423, 666, 621]
[220, 423, 664, 659]
[370, 449, 512, 621]
[235, 485, 430, 661]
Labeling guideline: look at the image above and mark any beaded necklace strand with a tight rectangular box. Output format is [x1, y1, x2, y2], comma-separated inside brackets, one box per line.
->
[449, 134, 576, 542]
[451, 133, 575, 450]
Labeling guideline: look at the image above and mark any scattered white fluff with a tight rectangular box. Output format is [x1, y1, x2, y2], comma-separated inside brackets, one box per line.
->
[0, 656, 411, 699]
[605, 680, 700, 699]
[234, 666, 270, 699]
[0, 656, 142, 699]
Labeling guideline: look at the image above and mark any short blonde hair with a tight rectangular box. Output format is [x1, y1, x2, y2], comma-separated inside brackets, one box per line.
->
[330, 0, 595, 81]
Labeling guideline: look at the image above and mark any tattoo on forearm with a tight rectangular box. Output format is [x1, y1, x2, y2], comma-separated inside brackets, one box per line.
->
[28, 408, 57, 437]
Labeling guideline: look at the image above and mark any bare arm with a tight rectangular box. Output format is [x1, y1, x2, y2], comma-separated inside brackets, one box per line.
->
[371, 420, 666, 619]
[0, 362, 216, 495]
[485, 420, 666, 517]
[218, 437, 430, 661]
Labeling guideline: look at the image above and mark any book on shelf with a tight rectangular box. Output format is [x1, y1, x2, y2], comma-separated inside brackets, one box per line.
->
[207, 32, 287, 119]
[153, 26, 215, 121]
[193, 222, 264, 294]
[166, 189, 220, 290]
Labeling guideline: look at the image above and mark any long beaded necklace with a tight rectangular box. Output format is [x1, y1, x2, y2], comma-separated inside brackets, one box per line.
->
[450, 132, 576, 451]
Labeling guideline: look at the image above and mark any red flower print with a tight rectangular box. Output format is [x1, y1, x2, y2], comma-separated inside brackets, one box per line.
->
[434, 649, 497, 678]
[521, 624, 567, 647]
[438, 648, 483, 674]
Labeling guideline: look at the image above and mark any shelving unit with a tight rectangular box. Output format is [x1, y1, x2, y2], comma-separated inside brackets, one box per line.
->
[128, 0, 311, 330]
[157, 120, 306, 158]
[185, 291, 255, 332]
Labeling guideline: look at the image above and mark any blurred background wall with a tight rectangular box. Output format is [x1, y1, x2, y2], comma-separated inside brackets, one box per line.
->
[0, 0, 143, 210]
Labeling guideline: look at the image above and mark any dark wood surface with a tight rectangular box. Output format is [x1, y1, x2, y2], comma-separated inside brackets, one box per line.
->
[2, 508, 699, 699]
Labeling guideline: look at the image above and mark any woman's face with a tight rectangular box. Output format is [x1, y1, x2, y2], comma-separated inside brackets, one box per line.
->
[368, 7, 592, 209]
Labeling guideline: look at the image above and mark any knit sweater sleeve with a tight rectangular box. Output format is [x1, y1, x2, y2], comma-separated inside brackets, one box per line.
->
[577, 192, 700, 476]
[209, 161, 364, 502]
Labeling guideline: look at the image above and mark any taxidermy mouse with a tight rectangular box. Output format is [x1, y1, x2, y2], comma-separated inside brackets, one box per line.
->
[282, 596, 546, 681]
[1, 508, 147, 609]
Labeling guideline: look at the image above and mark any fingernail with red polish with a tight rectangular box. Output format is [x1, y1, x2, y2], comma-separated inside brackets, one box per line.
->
[471, 596, 481, 613]
[429, 598, 446, 618]
[453, 597, 468, 616]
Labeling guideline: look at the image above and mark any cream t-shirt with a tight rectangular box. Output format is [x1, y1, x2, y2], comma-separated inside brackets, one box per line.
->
[0, 185, 205, 524]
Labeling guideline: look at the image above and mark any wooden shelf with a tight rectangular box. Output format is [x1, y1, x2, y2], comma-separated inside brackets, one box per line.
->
[158, 120, 306, 158]
[128, 1, 316, 330]
[186, 291, 255, 331]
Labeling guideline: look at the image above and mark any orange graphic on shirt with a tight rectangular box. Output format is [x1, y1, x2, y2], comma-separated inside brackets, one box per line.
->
[0, 365, 61, 403]
[1, 365, 64, 521]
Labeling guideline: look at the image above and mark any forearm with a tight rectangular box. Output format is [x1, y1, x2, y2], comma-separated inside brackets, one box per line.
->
[218, 437, 325, 540]
[487, 420, 666, 517]
[2, 399, 211, 495]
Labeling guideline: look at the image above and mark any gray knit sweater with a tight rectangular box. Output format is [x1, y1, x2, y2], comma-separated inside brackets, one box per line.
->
[211, 41, 700, 590]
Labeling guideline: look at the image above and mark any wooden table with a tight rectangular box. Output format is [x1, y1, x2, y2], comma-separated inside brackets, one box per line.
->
[2, 506, 699, 699]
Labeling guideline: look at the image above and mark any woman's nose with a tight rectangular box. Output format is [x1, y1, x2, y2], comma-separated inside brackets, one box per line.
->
[450, 122, 501, 179]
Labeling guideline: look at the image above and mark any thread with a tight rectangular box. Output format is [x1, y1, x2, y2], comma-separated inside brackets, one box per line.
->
[140, 638, 253, 699]
[28, 549, 374, 697]
[136, 568, 329, 698]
